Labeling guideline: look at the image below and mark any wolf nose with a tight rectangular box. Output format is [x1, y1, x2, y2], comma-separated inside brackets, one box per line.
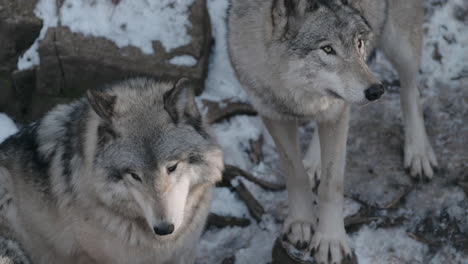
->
[153, 222, 175, 236]
[364, 83, 385, 101]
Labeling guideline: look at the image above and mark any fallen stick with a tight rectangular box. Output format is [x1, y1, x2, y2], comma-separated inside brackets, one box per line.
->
[234, 180, 265, 222]
[202, 99, 257, 124]
[248, 135, 264, 165]
[206, 213, 251, 229]
[382, 186, 413, 209]
[344, 215, 380, 228]
[224, 165, 285, 191]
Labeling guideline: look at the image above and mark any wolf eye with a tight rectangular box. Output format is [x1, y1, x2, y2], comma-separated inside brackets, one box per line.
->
[130, 172, 142, 182]
[167, 163, 178, 174]
[321, 45, 335, 55]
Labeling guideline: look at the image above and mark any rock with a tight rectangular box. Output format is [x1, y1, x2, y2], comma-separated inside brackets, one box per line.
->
[0, 70, 15, 114]
[11, 69, 36, 119]
[36, 0, 211, 99]
[1, 0, 212, 121]
[29, 94, 72, 121]
[0, 0, 41, 120]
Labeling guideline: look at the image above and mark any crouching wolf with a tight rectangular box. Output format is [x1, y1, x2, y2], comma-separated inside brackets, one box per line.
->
[229, 0, 437, 263]
[0, 77, 224, 264]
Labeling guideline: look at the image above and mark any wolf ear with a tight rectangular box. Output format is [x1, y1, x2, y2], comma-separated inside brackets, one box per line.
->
[271, 0, 318, 39]
[163, 78, 202, 125]
[87, 89, 116, 122]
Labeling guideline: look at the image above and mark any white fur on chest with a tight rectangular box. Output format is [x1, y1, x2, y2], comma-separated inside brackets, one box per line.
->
[68, 204, 204, 264]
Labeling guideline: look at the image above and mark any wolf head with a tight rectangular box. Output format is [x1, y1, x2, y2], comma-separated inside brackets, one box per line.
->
[86, 77, 223, 237]
[268, 0, 384, 105]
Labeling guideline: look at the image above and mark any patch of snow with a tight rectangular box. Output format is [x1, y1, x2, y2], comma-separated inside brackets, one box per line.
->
[232, 177, 288, 218]
[428, 246, 468, 264]
[404, 184, 465, 218]
[60, 0, 195, 54]
[210, 187, 250, 218]
[352, 226, 428, 264]
[198, 226, 257, 263]
[0, 114, 18, 143]
[234, 215, 280, 264]
[199, 0, 247, 101]
[169, 55, 198, 67]
[17, 0, 58, 70]
[420, 0, 468, 92]
[19, 0, 196, 69]
[344, 198, 361, 218]
[211, 116, 263, 168]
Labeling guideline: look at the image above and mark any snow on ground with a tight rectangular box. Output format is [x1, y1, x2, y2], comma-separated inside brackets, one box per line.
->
[0, 114, 18, 144]
[353, 227, 429, 264]
[197, 0, 468, 263]
[197, 0, 247, 102]
[420, 0, 468, 91]
[18, 0, 196, 69]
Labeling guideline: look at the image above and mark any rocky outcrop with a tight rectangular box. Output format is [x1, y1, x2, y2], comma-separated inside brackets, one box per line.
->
[0, 0, 211, 122]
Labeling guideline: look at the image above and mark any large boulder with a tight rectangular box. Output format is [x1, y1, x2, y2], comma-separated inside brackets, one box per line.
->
[2, 0, 212, 121]
[37, 0, 211, 98]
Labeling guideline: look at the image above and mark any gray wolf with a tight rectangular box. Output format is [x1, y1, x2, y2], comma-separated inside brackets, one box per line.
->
[0, 77, 224, 264]
[228, 0, 437, 263]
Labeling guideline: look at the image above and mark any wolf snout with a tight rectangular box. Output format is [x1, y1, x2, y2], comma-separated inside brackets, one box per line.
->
[364, 83, 385, 101]
[153, 222, 175, 236]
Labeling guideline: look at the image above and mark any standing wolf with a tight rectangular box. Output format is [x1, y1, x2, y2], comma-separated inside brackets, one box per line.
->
[228, 0, 437, 262]
[0, 77, 224, 264]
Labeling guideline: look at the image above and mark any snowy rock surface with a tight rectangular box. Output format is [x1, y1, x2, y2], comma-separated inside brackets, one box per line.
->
[6, 0, 212, 121]
[18, 0, 197, 69]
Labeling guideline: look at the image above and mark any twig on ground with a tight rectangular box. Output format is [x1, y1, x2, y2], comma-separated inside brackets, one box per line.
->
[202, 99, 257, 124]
[206, 213, 251, 229]
[234, 180, 265, 222]
[344, 215, 380, 228]
[382, 186, 413, 209]
[407, 232, 434, 245]
[223, 165, 285, 191]
[248, 135, 264, 165]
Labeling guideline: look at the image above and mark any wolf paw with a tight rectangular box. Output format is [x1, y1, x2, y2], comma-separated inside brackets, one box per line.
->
[282, 220, 316, 251]
[310, 230, 352, 264]
[404, 138, 438, 180]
